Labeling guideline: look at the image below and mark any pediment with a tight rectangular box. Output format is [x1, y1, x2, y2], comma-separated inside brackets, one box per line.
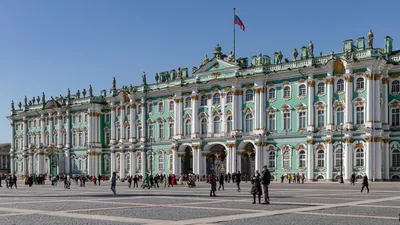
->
[194, 58, 239, 75]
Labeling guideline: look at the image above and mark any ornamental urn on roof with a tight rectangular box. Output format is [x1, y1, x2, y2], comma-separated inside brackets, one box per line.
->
[214, 44, 222, 59]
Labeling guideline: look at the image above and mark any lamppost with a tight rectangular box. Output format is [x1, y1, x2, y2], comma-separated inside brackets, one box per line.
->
[339, 123, 344, 184]
[149, 136, 153, 175]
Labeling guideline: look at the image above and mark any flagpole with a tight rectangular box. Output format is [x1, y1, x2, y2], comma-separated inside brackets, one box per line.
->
[233, 7, 236, 59]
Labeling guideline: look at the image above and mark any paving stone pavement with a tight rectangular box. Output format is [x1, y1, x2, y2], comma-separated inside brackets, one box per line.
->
[0, 181, 399, 225]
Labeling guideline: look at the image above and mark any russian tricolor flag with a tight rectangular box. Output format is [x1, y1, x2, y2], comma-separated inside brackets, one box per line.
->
[234, 14, 245, 31]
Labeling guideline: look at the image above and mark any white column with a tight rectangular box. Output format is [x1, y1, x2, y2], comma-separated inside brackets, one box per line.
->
[255, 144, 261, 172]
[38, 150, 45, 174]
[98, 153, 103, 175]
[22, 155, 27, 175]
[172, 149, 178, 175]
[254, 88, 260, 130]
[232, 88, 238, 132]
[111, 105, 116, 144]
[191, 93, 199, 138]
[383, 138, 390, 180]
[237, 90, 243, 132]
[41, 115, 46, 145]
[173, 98, 180, 137]
[307, 141, 314, 180]
[225, 148, 230, 174]
[365, 139, 373, 180]
[87, 151, 92, 176]
[221, 93, 226, 134]
[120, 103, 126, 142]
[326, 76, 334, 130]
[374, 75, 382, 129]
[366, 75, 374, 127]
[110, 147, 116, 175]
[120, 150, 125, 178]
[196, 148, 201, 174]
[65, 150, 70, 174]
[28, 151, 33, 174]
[232, 145, 237, 173]
[130, 150, 136, 176]
[49, 113, 53, 145]
[307, 80, 315, 131]
[57, 113, 63, 147]
[375, 139, 382, 180]
[88, 111, 92, 145]
[344, 75, 353, 129]
[207, 95, 213, 137]
[23, 118, 28, 151]
[382, 77, 389, 129]
[66, 112, 71, 148]
[10, 121, 14, 174]
[192, 148, 198, 174]
[141, 149, 146, 177]
[259, 87, 266, 130]
[237, 154, 242, 172]
[344, 139, 352, 180]
[326, 138, 333, 180]
[57, 150, 62, 174]
[130, 103, 136, 142]
[140, 101, 147, 142]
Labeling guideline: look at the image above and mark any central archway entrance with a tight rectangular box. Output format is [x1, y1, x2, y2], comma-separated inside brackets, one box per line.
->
[241, 142, 255, 177]
[181, 146, 193, 175]
[206, 144, 226, 175]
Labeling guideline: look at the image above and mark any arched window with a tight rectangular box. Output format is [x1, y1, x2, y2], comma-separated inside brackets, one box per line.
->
[185, 120, 191, 136]
[116, 108, 121, 117]
[269, 151, 276, 168]
[356, 77, 364, 90]
[356, 106, 365, 125]
[116, 154, 120, 171]
[283, 86, 291, 98]
[148, 103, 153, 113]
[169, 122, 174, 139]
[355, 148, 364, 167]
[201, 118, 207, 135]
[392, 108, 400, 126]
[158, 102, 164, 113]
[148, 124, 154, 139]
[169, 101, 174, 111]
[317, 83, 325, 95]
[268, 88, 276, 99]
[335, 149, 343, 167]
[213, 116, 221, 133]
[137, 126, 142, 139]
[392, 80, 400, 93]
[116, 128, 120, 141]
[337, 79, 344, 92]
[282, 151, 290, 168]
[336, 107, 344, 126]
[268, 112, 276, 131]
[127, 106, 130, 115]
[158, 154, 164, 172]
[138, 155, 142, 172]
[226, 92, 233, 103]
[298, 84, 306, 97]
[245, 89, 254, 102]
[126, 127, 130, 140]
[392, 149, 400, 167]
[317, 109, 325, 128]
[78, 133, 82, 146]
[317, 150, 325, 168]
[200, 95, 207, 106]
[105, 130, 110, 145]
[245, 114, 253, 132]
[298, 150, 306, 168]
[158, 123, 164, 140]
[299, 111, 306, 130]
[185, 97, 191, 108]
[213, 93, 221, 105]
[283, 112, 291, 130]
[226, 116, 232, 134]
[126, 154, 130, 172]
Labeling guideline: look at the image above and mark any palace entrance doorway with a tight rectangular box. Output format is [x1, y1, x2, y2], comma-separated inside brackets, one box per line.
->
[206, 144, 226, 175]
[241, 142, 255, 177]
[181, 146, 193, 175]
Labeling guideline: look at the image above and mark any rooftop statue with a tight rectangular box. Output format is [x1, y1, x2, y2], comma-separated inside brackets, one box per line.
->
[308, 41, 314, 58]
[200, 55, 209, 68]
[11, 101, 15, 111]
[277, 51, 283, 63]
[112, 77, 116, 90]
[129, 84, 133, 92]
[292, 48, 298, 61]
[320, 51, 323, 56]
[176, 68, 182, 79]
[155, 73, 159, 84]
[82, 89, 87, 98]
[284, 58, 289, 63]
[32, 97, 36, 104]
[67, 88, 71, 100]
[37, 96, 40, 104]
[29, 100, 32, 106]
[24, 96, 28, 107]
[142, 71, 147, 85]
[59, 95, 64, 102]
[89, 85, 93, 97]
[368, 29, 374, 49]
[42, 92, 46, 104]
[76, 90, 81, 99]
[227, 51, 235, 63]
[18, 102, 22, 110]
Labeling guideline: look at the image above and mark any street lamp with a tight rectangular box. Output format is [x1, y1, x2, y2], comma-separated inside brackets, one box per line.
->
[339, 123, 344, 184]
[149, 136, 153, 175]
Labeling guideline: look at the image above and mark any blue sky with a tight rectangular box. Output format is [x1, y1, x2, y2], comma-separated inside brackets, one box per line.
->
[0, 0, 398, 142]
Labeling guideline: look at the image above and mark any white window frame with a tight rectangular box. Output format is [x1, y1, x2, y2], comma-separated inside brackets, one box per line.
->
[213, 116, 221, 134]
[158, 154, 164, 172]
[200, 118, 207, 135]
[336, 78, 344, 93]
[391, 80, 400, 95]
[355, 77, 365, 91]
[245, 114, 254, 133]
[317, 82, 325, 95]
[184, 97, 191, 108]
[298, 111, 306, 130]
[268, 88, 276, 100]
[316, 150, 325, 168]
[184, 119, 191, 136]
[158, 102, 164, 113]
[226, 92, 233, 104]
[226, 116, 232, 134]
[298, 150, 306, 168]
[298, 84, 306, 98]
[169, 101, 174, 112]
[335, 107, 344, 126]
[268, 111, 276, 132]
[213, 93, 221, 105]
[391, 108, 400, 127]
[148, 123, 154, 139]
[282, 151, 291, 169]
[316, 109, 325, 128]
[355, 148, 365, 167]
[391, 149, 400, 167]
[355, 106, 365, 125]
[283, 86, 291, 100]
[148, 102, 153, 114]
[200, 95, 207, 106]
[158, 123, 164, 140]
[282, 111, 291, 131]
[168, 122, 174, 139]
[245, 89, 254, 102]
[268, 151, 276, 168]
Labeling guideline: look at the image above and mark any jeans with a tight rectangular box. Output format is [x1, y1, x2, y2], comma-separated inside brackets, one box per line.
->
[236, 183, 241, 192]
[218, 183, 224, 191]
[111, 183, 116, 195]
[361, 185, 369, 193]
[261, 184, 270, 203]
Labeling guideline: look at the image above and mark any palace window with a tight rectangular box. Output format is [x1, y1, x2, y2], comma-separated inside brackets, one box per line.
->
[84, 114, 88, 122]
[54, 134, 58, 145]
[298, 84, 306, 97]
[200, 95, 207, 106]
[226, 92, 233, 104]
[392, 80, 400, 94]
[104, 155, 110, 173]
[336, 107, 344, 126]
[34, 120, 37, 127]
[116, 128, 120, 141]
[298, 150, 306, 168]
[138, 126, 142, 140]
[356, 106, 365, 125]
[245, 89, 254, 102]
[158, 102, 164, 113]
[282, 151, 290, 169]
[245, 114, 253, 133]
[317, 83, 325, 95]
[201, 118, 207, 135]
[78, 133, 82, 146]
[283, 86, 291, 99]
[138, 155, 142, 172]
[148, 124, 154, 139]
[138, 105, 142, 114]
[105, 114, 110, 123]
[169, 123, 174, 139]
[268, 88, 276, 99]
[159, 123, 164, 140]
[213, 93, 221, 105]
[392, 149, 400, 167]
[392, 108, 400, 126]
[335, 149, 343, 167]
[299, 111, 306, 130]
[127, 106, 130, 115]
[356, 77, 364, 90]
[185, 120, 191, 136]
[158, 154, 164, 172]
[213, 116, 221, 133]
[337, 79, 344, 92]
[184, 97, 191, 108]
[268, 113, 276, 131]
[169, 101, 174, 111]
[355, 148, 364, 167]
[226, 116, 232, 134]
[148, 103, 153, 113]
[126, 127, 130, 139]
[72, 134, 76, 146]
[317, 109, 325, 128]
[317, 150, 325, 168]
[117, 108, 121, 117]
[126, 155, 130, 172]
[105, 130, 110, 144]
[283, 112, 291, 130]
[269, 151, 276, 168]
[84, 133, 88, 146]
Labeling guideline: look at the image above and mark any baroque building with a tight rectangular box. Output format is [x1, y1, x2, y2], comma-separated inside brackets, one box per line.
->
[7, 31, 400, 181]
[0, 143, 11, 174]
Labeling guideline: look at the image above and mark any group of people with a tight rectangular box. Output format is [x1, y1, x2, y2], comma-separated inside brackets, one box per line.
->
[0, 175, 18, 188]
[280, 173, 306, 184]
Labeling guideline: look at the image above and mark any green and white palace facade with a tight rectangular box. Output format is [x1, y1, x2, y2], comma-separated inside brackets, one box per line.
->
[7, 32, 400, 181]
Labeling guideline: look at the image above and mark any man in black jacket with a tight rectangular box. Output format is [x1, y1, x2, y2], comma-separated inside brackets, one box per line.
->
[218, 173, 224, 191]
[235, 171, 241, 192]
[260, 165, 271, 204]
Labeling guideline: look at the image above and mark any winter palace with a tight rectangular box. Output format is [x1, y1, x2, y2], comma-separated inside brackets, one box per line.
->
[7, 30, 400, 181]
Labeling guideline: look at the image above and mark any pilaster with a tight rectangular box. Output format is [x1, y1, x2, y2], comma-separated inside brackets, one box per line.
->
[325, 137, 334, 180]
[382, 76, 389, 130]
[191, 92, 199, 138]
[120, 102, 126, 142]
[307, 79, 315, 131]
[140, 100, 147, 142]
[344, 75, 353, 129]
[120, 149, 125, 178]
[129, 103, 137, 142]
[306, 139, 314, 180]
[326, 76, 334, 130]
[110, 104, 116, 144]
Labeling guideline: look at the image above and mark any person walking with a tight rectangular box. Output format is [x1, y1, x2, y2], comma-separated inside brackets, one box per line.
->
[128, 176, 132, 188]
[351, 173, 356, 186]
[209, 173, 217, 197]
[251, 171, 262, 204]
[111, 172, 117, 196]
[260, 165, 271, 204]
[98, 174, 102, 186]
[218, 173, 225, 191]
[361, 175, 369, 193]
[236, 171, 242, 192]
[133, 175, 139, 188]
[12, 175, 17, 189]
